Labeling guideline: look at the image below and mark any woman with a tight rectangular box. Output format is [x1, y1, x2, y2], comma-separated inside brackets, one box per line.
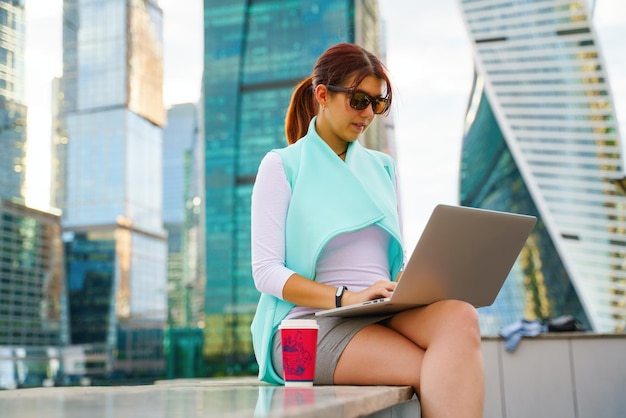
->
[250, 42, 484, 417]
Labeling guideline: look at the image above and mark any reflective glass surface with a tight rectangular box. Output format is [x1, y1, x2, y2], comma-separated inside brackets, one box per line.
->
[0, 200, 66, 389]
[127, 0, 166, 127]
[163, 104, 198, 224]
[63, 227, 167, 376]
[58, 0, 168, 379]
[60, 0, 166, 232]
[65, 233, 115, 344]
[0, 200, 66, 347]
[0, 1, 25, 200]
[0, 101, 26, 200]
[163, 104, 204, 330]
[63, 109, 126, 227]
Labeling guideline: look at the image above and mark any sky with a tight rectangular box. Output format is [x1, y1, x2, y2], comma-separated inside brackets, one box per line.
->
[23, 0, 626, 251]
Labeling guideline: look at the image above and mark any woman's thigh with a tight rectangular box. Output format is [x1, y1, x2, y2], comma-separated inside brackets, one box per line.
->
[333, 300, 480, 388]
[333, 323, 424, 389]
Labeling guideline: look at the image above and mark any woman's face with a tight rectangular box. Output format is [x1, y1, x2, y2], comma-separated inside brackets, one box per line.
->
[315, 74, 386, 151]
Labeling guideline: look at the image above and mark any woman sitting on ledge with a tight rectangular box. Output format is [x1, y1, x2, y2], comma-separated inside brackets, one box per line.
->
[250, 42, 484, 418]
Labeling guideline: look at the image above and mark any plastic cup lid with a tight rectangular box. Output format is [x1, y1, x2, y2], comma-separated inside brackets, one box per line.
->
[279, 319, 319, 329]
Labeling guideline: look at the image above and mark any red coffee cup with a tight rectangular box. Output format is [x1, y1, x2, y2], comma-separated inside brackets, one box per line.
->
[279, 319, 319, 387]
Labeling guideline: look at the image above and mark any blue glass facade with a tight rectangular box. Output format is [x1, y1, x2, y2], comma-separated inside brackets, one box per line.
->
[202, 0, 383, 372]
[65, 233, 115, 345]
[162, 103, 205, 378]
[164, 104, 199, 226]
[0, 1, 69, 389]
[57, 0, 168, 379]
[0, 200, 66, 388]
[458, 1, 625, 333]
[0, 0, 25, 201]
[163, 103, 203, 328]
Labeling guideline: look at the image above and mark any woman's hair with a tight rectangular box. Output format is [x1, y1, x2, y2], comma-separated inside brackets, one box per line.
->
[284, 43, 393, 144]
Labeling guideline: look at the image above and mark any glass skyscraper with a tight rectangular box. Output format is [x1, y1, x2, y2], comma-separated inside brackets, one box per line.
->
[202, 0, 386, 373]
[56, 0, 168, 379]
[0, 200, 66, 389]
[457, 0, 625, 333]
[163, 103, 204, 328]
[0, 1, 68, 389]
[0, 0, 26, 200]
[162, 103, 206, 379]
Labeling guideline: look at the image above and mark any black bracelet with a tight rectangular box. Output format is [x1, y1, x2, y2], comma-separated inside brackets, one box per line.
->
[335, 286, 348, 308]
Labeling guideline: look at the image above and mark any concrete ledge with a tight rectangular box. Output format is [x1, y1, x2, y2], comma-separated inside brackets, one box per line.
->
[0, 377, 419, 418]
[155, 377, 419, 418]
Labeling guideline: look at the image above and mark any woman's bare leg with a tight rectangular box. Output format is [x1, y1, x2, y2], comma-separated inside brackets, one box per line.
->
[387, 300, 484, 417]
[333, 323, 424, 390]
[333, 300, 484, 418]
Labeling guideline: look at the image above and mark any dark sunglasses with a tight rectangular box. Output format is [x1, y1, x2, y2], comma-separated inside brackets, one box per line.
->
[326, 85, 389, 114]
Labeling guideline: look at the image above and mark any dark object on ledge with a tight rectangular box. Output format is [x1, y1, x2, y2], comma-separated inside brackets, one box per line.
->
[546, 315, 584, 332]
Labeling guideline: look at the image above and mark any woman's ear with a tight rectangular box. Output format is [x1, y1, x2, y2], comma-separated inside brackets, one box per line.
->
[314, 84, 328, 109]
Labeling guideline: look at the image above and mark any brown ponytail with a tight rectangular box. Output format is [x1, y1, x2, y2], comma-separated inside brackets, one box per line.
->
[284, 43, 393, 145]
[285, 76, 317, 145]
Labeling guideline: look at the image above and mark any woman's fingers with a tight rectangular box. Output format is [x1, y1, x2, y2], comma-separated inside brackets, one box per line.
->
[369, 280, 396, 299]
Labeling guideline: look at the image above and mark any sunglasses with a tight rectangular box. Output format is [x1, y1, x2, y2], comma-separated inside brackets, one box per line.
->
[326, 85, 389, 114]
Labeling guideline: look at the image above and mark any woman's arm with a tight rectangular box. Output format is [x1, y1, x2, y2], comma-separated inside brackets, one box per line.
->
[282, 273, 339, 309]
[283, 274, 395, 309]
[250, 152, 296, 298]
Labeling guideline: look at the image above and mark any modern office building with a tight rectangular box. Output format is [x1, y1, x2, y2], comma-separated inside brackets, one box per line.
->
[161, 103, 206, 379]
[202, 0, 388, 373]
[55, 0, 168, 379]
[0, 0, 26, 200]
[0, 200, 66, 389]
[0, 0, 69, 389]
[457, 0, 625, 333]
[163, 103, 204, 329]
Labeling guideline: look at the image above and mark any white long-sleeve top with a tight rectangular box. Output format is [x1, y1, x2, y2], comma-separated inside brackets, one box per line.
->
[251, 151, 394, 319]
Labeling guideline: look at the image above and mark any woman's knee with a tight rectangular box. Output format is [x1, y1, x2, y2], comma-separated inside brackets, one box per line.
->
[432, 300, 481, 342]
[387, 300, 481, 349]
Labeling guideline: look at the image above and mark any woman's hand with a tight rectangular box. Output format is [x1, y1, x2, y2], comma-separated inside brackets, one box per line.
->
[341, 280, 396, 307]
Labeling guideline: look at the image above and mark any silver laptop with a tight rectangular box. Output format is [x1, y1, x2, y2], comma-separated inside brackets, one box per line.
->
[315, 204, 537, 318]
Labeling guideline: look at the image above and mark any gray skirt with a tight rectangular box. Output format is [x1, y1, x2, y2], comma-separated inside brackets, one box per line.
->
[271, 313, 393, 385]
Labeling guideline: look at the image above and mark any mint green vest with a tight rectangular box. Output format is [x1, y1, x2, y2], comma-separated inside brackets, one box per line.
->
[250, 118, 404, 385]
